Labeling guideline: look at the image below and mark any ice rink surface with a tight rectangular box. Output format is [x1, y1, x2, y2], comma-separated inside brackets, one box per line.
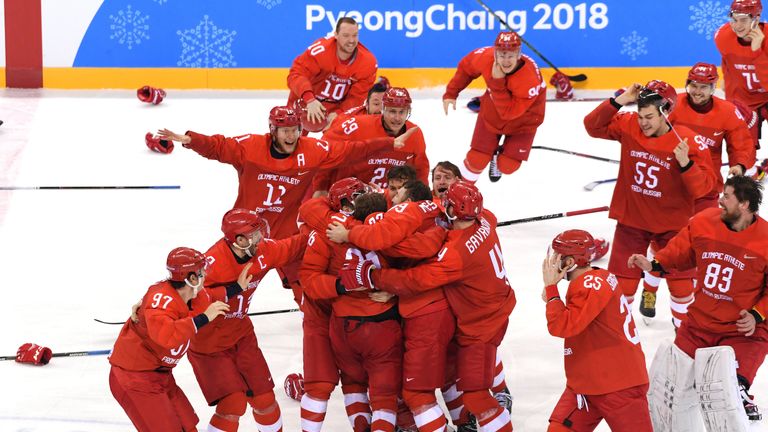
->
[0, 88, 765, 431]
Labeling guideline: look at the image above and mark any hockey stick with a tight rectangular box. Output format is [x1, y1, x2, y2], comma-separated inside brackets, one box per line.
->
[475, 0, 587, 82]
[583, 178, 616, 191]
[532, 146, 619, 164]
[498, 206, 609, 226]
[0, 349, 111, 361]
[0, 185, 180, 190]
[93, 308, 300, 325]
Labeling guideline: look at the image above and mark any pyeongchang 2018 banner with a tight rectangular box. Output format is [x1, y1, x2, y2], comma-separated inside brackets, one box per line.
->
[72, 0, 728, 68]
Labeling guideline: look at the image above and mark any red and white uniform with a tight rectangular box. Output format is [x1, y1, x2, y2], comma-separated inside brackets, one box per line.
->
[545, 268, 651, 431]
[109, 281, 201, 432]
[183, 131, 394, 241]
[443, 48, 546, 159]
[187, 235, 305, 405]
[287, 36, 377, 114]
[669, 94, 756, 208]
[655, 208, 768, 384]
[715, 23, 768, 111]
[302, 212, 402, 432]
[314, 115, 429, 191]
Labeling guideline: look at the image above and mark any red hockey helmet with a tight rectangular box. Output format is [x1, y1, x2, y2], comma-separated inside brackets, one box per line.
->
[221, 208, 270, 243]
[731, 0, 762, 16]
[444, 180, 483, 220]
[639, 80, 678, 113]
[382, 87, 412, 109]
[687, 62, 719, 84]
[166, 247, 206, 282]
[269, 106, 301, 135]
[293, 99, 328, 133]
[328, 177, 367, 211]
[494, 31, 522, 51]
[551, 230, 595, 268]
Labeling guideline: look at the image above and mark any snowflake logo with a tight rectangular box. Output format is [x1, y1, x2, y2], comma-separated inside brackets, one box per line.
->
[177, 16, 237, 67]
[109, 5, 150, 50]
[688, 1, 729, 40]
[152, 0, 168, 4]
[620, 31, 648, 61]
[257, 0, 282, 9]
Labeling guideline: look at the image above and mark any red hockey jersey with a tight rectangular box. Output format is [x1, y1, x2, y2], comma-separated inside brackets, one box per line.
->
[654, 207, 768, 333]
[715, 23, 768, 110]
[545, 268, 648, 395]
[287, 36, 377, 113]
[584, 100, 717, 233]
[443, 48, 546, 135]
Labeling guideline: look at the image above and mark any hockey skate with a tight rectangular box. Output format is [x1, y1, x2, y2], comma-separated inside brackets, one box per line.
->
[639, 289, 656, 324]
[495, 387, 513, 413]
[741, 383, 763, 421]
[456, 414, 478, 432]
[467, 96, 480, 113]
[489, 148, 502, 183]
[751, 158, 768, 182]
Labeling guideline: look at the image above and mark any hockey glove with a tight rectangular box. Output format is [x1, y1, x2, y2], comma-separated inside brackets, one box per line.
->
[16, 343, 52, 365]
[145, 132, 174, 154]
[284, 373, 305, 401]
[339, 258, 376, 291]
[550, 72, 574, 101]
[137, 85, 166, 105]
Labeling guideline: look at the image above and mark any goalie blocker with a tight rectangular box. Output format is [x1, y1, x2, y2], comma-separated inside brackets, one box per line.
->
[648, 343, 754, 431]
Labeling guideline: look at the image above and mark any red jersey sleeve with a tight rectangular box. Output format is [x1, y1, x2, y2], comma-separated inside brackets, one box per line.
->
[443, 49, 483, 100]
[545, 273, 615, 338]
[253, 234, 307, 273]
[409, 128, 430, 184]
[299, 197, 335, 233]
[583, 100, 627, 140]
[287, 41, 323, 101]
[373, 245, 463, 297]
[347, 203, 423, 250]
[299, 230, 340, 300]
[144, 294, 196, 350]
[311, 136, 395, 170]
[725, 101, 757, 168]
[653, 223, 697, 272]
[184, 131, 252, 170]
[681, 136, 718, 199]
[382, 226, 448, 259]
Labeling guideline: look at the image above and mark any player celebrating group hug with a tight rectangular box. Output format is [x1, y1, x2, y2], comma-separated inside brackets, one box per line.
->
[101, 1, 768, 431]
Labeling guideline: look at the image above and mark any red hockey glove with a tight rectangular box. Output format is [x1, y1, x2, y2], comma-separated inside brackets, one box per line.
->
[549, 72, 574, 101]
[137, 85, 166, 105]
[339, 258, 376, 291]
[145, 132, 174, 154]
[284, 373, 305, 401]
[16, 343, 52, 365]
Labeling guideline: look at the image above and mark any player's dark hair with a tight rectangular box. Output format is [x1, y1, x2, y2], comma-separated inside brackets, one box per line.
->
[352, 193, 387, 221]
[170, 280, 187, 289]
[402, 180, 433, 202]
[387, 165, 417, 182]
[431, 161, 462, 180]
[725, 175, 763, 212]
[367, 82, 388, 99]
[336, 17, 357, 33]
[637, 89, 669, 113]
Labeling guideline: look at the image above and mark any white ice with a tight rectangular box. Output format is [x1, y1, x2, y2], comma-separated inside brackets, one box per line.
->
[0, 89, 765, 431]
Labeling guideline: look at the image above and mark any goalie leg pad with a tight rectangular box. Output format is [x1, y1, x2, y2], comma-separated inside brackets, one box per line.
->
[694, 346, 749, 432]
[648, 341, 704, 432]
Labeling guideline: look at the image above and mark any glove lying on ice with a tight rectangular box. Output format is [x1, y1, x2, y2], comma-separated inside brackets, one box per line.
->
[145, 132, 174, 154]
[16, 343, 52, 365]
[284, 373, 305, 401]
[137, 85, 166, 105]
[549, 72, 574, 101]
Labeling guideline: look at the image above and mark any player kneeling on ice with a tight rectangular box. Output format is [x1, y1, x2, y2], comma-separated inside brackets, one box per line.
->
[108, 247, 230, 432]
[543, 230, 651, 431]
[629, 175, 767, 431]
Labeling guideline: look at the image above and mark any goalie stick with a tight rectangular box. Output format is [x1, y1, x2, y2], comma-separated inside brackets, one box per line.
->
[94, 307, 300, 325]
[475, 0, 587, 82]
[0, 349, 111, 361]
[498, 206, 608, 226]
